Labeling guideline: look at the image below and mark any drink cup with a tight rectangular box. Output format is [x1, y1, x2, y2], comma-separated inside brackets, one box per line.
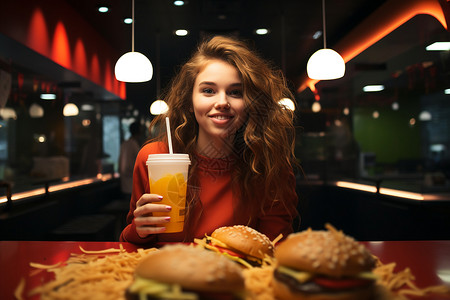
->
[146, 154, 191, 233]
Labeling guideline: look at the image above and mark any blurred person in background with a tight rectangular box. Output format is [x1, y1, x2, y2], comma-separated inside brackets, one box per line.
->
[119, 121, 142, 200]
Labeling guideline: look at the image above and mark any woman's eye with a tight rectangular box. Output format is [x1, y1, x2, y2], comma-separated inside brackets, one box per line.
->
[229, 89, 243, 98]
[202, 88, 215, 94]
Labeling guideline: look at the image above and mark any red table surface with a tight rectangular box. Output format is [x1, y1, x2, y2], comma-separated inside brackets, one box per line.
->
[0, 240, 449, 300]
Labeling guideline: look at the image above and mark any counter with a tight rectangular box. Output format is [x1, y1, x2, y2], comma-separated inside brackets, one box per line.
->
[0, 240, 449, 299]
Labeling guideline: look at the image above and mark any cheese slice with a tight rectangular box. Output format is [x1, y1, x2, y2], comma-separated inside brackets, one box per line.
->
[129, 277, 197, 300]
[277, 266, 378, 283]
[277, 266, 313, 283]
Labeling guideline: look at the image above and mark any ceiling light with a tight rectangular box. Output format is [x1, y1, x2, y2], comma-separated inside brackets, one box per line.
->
[372, 111, 379, 119]
[445, 88, 450, 94]
[0, 107, 17, 120]
[175, 29, 189, 36]
[278, 98, 295, 111]
[343, 107, 349, 115]
[150, 100, 169, 115]
[425, 42, 450, 51]
[115, 0, 153, 83]
[98, 6, 109, 13]
[430, 144, 445, 152]
[307, 49, 345, 80]
[392, 102, 399, 110]
[63, 103, 79, 117]
[173, 0, 185, 6]
[255, 28, 269, 35]
[40, 93, 56, 100]
[312, 101, 321, 113]
[419, 110, 432, 121]
[307, 0, 345, 80]
[81, 104, 95, 111]
[363, 85, 384, 92]
[312, 31, 322, 40]
[123, 18, 133, 24]
[29, 103, 44, 118]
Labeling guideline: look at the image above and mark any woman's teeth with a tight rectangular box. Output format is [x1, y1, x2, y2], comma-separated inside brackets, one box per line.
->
[213, 115, 229, 120]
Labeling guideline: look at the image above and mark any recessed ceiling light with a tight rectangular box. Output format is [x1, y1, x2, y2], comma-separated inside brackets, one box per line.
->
[363, 85, 384, 92]
[173, 0, 185, 6]
[372, 111, 380, 119]
[312, 31, 322, 40]
[98, 6, 109, 13]
[392, 102, 399, 110]
[426, 42, 450, 51]
[40, 93, 56, 100]
[175, 29, 189, 36]
[419, 110, 432, 121]
[255, 28, 269, 35]
[123, 18, 133, 24]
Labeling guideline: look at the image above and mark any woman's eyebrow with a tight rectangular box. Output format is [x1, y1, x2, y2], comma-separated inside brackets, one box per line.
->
[198, 81, 216, 86]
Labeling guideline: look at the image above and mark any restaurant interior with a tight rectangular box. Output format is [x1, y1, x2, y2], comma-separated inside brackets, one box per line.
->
[0, 0, 449, 242]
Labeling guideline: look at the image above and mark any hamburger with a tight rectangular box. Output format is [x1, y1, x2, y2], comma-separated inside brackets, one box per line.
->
[126, 244, 245, 300]
[195, 225, 275, 268]
[273, 224, 377, 300]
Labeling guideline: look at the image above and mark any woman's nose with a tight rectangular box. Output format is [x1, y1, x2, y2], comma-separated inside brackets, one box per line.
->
[214, 92, 230, 109]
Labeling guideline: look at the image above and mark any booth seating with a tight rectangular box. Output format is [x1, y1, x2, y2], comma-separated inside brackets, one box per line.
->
[100, 199, 130, 240]
[50, 214, 116, 241]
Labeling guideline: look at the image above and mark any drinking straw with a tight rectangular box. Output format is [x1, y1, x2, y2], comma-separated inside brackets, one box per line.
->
[166, 117, 173, 154]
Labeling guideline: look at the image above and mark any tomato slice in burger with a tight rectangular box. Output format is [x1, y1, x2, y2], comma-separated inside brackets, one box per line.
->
[215, 246, 246, 259]
[314, 277, 371, 289]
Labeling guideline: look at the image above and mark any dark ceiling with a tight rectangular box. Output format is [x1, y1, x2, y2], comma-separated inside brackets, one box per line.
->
[64, 0, 392, 111]
[28, 0, 444, 118]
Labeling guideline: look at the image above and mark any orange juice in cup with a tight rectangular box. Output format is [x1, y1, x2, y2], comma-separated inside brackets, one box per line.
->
[146, 154, 190, 233]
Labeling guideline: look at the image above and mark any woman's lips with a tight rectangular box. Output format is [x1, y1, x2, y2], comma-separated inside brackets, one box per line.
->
[209, 114, 234, 125]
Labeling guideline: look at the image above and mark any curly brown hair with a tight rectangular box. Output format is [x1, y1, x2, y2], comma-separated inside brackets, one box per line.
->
[149, 35, 297, 224]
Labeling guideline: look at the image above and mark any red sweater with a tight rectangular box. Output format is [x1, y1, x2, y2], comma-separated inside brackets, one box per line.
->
[120, 142, 298, 247]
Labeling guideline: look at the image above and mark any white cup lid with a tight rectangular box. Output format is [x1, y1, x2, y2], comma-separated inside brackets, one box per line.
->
[146, 153, 191, 164]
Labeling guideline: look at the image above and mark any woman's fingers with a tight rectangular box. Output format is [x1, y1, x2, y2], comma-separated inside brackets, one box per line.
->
[133, 193, 172, 237]
[134, 194, 172, 217]
[135, 215, 170, 237]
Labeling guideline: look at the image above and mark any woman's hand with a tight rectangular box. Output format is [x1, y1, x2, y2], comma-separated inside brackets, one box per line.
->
[133, 193, 171, 238]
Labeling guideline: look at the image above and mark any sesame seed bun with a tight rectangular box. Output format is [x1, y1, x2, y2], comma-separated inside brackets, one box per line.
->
[135, 244, 244, 293]
[211, 225, 274, 260]
[275, 226, 375, 277]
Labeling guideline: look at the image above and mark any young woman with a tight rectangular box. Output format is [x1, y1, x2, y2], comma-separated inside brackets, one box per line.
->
[120, 35, 299, 246]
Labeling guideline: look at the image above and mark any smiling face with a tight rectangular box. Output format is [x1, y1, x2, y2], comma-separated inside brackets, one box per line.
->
[192, 59, 246, 157]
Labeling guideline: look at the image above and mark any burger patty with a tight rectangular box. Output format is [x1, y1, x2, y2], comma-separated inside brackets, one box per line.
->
[274, 269, 373, 294]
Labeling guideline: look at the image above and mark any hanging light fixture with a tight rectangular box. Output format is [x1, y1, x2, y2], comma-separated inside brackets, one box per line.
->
[63, 103, 79, 117]
[307, 0, 345, 80]
[29, 103, 44, 118]
[115, 0, 153, 82]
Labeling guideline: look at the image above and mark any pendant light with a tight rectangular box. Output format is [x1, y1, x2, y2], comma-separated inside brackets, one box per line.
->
[307, 0, 345, 80]
[115, 0, 153, 82]
[29, 103, 44, 118]
[63, 103, 79, 116]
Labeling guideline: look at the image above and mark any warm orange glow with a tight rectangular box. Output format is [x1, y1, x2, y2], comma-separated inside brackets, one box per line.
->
[104, 59, 113, 91]
[51, 21, 71, 69]
[0, 175, 114, 205]
[336, 0, 447, 64]
[379, 188, 424, 201]
[1, 2, 125, 99]
[335, 181, 426, 201]
[336, 181, 378, 193]
[27, 8, 49, 56]
[298, 0, 449, 93]
[119, 81, 127, 99]
[90, 54, 101, 85]
[73, 38, 88, 78]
